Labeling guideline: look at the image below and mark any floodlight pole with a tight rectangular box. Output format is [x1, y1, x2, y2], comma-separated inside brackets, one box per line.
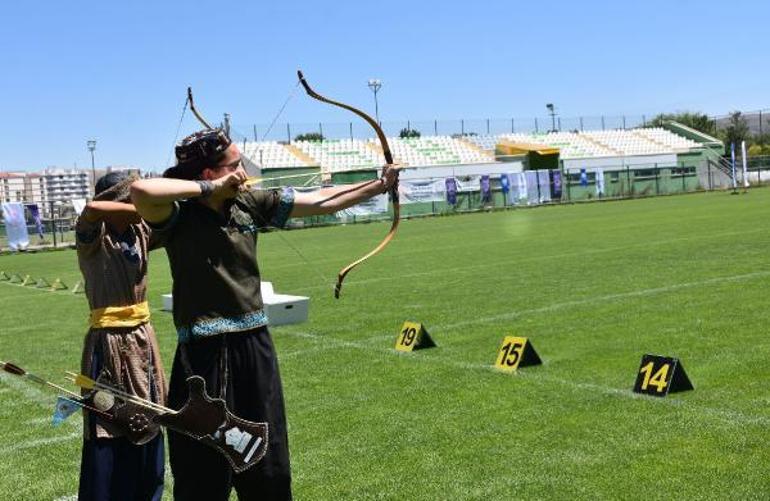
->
[48, 200, 57, 248]
[87, 139, 97, 194]
[546, 103, 557, 133]
[368, 79, 382, 125]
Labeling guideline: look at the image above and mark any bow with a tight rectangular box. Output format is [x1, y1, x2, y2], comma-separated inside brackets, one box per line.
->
[297, 70, 400, 298]
[187, 87, 214, 130]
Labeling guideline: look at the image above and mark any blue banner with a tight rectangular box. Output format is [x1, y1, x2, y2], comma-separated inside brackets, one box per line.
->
[445, 178, 457, 205]
[500, 174, 510, 195]
[480, 175, 491, 203]
[579, 168, 588, 187]
[550, 170, 562, 199]
[730, 142, 737, 189]
[27, 204, 44, 238]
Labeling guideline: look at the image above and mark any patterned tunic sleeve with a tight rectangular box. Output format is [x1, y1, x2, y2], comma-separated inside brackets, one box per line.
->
[75, 216, 105, 256]
[241, 188, 295, 229]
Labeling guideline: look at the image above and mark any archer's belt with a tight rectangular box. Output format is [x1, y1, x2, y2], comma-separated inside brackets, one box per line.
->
[176, 309, 269, 343]
[90, 301, 151, 328]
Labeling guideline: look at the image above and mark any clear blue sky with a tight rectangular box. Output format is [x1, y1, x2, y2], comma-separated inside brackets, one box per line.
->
[1, 0, 767, 172]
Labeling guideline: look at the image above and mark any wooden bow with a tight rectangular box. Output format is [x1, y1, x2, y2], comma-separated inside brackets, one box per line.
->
[187, 87, 214, 130]
[297, 70, 400, 298]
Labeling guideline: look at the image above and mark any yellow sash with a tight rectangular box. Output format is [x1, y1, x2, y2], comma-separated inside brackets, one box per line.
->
[90, 301, 151, 328]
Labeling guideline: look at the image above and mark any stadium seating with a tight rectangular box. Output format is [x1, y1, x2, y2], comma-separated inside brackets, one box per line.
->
[499, 128, 701, 158]
[376, 136, 495, 167]
[294, 139, 383, 172]
[582, 130, 667, 156]
[241, 128, 702, 169]
[241, 141, 310, 169]
[634, 127, 700, 152]
[499, 132, 615, 158]
[464, 135, 498, 152]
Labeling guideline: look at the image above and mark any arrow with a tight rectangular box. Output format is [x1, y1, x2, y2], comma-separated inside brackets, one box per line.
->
[65, 371, 172, 415]
[1, 360, 111, 419]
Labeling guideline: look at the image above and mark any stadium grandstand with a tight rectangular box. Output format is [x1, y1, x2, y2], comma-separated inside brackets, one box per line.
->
[241, 123, 719, 173]
[229, 121, 732, 222]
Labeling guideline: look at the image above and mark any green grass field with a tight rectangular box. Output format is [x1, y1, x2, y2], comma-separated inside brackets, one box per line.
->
[2, 190, 770, 500]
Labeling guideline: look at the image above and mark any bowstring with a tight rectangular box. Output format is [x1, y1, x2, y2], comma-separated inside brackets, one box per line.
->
[236, 79, 336, 294]
[260, 80, 301, 142]
[162, 94, 190, 172]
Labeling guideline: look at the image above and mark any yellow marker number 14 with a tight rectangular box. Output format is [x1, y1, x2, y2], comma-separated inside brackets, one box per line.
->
[638, 361, 670, 393]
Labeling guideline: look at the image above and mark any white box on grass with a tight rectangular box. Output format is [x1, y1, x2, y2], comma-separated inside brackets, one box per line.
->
[160, 282, 309, 327]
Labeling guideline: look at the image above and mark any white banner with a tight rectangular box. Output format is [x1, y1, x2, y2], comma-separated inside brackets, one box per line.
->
[454, 176, 482, 192]
[525, 171, 539, 205]
[537, 170, 551, 203]
[71, 198, 87, 215]
[596, 169, 605, 195]
[508, 172, 527, 205]
[337, 194, 388, 217]
[741, 141, 750, 188]
[2, 202, 29, 250]
[398, 179, 446, 204]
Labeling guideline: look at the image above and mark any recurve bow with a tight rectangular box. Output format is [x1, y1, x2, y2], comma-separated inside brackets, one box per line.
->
[297, 70, 400, 298]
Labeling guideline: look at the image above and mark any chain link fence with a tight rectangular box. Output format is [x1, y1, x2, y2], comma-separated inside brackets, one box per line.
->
[5, 158, 769, 250]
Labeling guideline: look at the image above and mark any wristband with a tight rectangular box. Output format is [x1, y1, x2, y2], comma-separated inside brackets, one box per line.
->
[195, 180, 214, 199]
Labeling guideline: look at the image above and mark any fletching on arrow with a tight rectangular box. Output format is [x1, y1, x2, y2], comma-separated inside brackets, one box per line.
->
[1, 361, 26, 376]
[1, 361, 113, 422]
[66, 371, 170, 414]
[73, 373, 96, 390]
[244, 177, 262, 187]
[2, 361, 46, 385]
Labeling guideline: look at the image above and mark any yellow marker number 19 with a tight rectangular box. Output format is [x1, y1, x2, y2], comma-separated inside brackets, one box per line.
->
[638, 361, 670, 393]
[400, 326, 417, 347]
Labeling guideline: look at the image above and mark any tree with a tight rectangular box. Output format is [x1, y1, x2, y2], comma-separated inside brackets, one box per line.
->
[399, 128, 421, 138]
[721, 111, 750, 147]
[646, 112, 715, 135]
[295, 132, 324, 142]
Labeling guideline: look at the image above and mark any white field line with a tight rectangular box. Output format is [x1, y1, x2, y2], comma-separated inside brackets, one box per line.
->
[1, 321, 85, 335]
[267, 226, 767, 274]
[0, 432, 79, 454]
[0, 280, 82, 301]
[282, 328, 770, 428]
[277, 269, 770, 346]
[279, 332, 393, 360]
[0, 227, 766, 302]
[26, 416, 55, 426]
[279, 343, 344, 360]
[280, 270, 770, 427]
[0, 373, 79, 429]
[288, 228, 770, 293]
[54, 496, 78, 501]
[432, 270, 770, 332]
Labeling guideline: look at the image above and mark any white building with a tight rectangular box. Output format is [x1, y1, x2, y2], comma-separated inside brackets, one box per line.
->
[41, 168, 92, 208]
[24, 173, 47, 208]
[0, 173, 27, 203]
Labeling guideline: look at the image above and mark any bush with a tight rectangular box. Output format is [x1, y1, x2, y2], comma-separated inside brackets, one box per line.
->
[295, 133, 324, 142]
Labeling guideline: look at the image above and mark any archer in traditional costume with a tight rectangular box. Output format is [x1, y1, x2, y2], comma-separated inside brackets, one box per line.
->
[130, 128, 397, 500]
[75, 172, 167, 501]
